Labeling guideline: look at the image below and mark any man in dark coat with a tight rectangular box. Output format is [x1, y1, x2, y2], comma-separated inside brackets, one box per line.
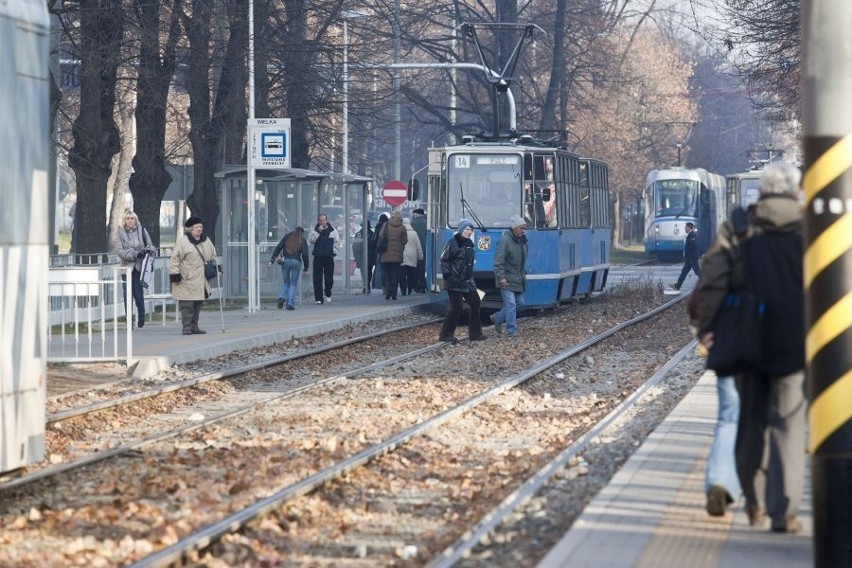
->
[490, 215, 527, 337]
[695, 162, 805, 534]
[307, 213, 341, 304]
[672, 221, 700, 290]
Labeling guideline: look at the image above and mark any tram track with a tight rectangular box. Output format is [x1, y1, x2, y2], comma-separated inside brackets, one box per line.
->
[145, 298, 693, 567]
[0, 287, 688, 566]
[4, 320, 446, 493]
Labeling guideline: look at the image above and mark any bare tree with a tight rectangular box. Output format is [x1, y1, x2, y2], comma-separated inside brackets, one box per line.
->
[127, 0, 181, 247]
[180, 0, 248, 244]
[67, 0, 125, 257]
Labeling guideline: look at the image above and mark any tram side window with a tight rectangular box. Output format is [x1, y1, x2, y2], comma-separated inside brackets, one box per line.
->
[578, 163, 591, 227]
[524, 155, 557, 228]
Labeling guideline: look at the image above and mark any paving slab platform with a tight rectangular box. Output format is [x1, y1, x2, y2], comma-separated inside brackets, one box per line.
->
[49, 292, 436, 379]
[538, 371, 812, 568]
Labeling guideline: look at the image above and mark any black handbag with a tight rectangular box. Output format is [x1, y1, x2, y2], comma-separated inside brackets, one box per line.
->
[204, 261, 218, 280]
[706, 289, 764, 376]
[193, 242, 218, 280]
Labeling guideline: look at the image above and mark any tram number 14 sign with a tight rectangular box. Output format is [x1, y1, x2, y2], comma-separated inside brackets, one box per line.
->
[382, 179, 408, 207]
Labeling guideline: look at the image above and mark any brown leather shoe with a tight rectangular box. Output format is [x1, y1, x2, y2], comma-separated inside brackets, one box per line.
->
[746, 504, 767, 527]
[771, 516, 802, 534]
[706, 485, 732, 517]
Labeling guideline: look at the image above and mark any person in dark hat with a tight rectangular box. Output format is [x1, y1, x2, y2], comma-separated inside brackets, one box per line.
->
[490, 215, 527, 337]
[169, 216, 220, 334]
[438, 219, 485, 343]
[411, 208, 427, 292]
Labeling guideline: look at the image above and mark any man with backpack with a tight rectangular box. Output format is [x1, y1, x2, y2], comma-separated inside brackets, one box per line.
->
[694, 162, 805, 534]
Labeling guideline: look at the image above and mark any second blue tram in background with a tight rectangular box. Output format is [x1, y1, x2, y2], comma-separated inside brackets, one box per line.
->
[726, 168, 763, 214]
[423, 138, 612, 309]
[642, 167, 726, 261]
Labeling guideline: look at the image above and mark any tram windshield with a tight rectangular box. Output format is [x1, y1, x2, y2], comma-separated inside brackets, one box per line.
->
[652, 179, 699, 218]
[446, 153, 524, 228]
[740, 178, 761, 207]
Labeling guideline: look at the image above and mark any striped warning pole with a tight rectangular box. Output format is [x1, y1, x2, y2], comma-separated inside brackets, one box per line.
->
[802, 2, 852, 565]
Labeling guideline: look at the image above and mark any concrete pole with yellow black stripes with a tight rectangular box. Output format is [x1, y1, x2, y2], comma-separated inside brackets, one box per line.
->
[801, 2, 852, 565]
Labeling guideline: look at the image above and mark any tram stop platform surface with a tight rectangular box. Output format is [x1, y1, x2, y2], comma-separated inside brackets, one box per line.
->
[90, 292, 434, 379]
[538, 370, 813, 568]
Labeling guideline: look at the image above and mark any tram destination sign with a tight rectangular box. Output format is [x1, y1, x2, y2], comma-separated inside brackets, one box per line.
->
[248, 118, 291, 169]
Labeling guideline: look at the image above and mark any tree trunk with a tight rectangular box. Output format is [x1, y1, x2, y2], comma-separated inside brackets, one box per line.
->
[67, 0, 124, 258]
[283, 0, 311, 168]
[182, 0, 248, 245]
[107, 77, 136, 250]
[127, 0, 181, 247]
[540, 0, 567, 131]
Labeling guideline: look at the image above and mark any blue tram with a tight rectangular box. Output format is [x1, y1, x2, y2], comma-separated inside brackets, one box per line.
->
[1, 0, 50, 475]
[423, 139, 611, 309]
[726, 169, 763, 214]
[642, 167, 726, 261]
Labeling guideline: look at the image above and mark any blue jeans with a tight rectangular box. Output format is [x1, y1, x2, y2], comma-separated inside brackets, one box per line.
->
[492, 288, 524, 335]
[705, 375, 741, 498]
[278, 259, 302, 307]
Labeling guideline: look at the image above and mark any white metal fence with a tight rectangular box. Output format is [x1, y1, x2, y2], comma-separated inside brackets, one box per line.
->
[47, 256, 181, 363]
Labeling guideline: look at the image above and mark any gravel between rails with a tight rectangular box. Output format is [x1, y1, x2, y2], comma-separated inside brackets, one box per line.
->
[1, 283, 687, 567]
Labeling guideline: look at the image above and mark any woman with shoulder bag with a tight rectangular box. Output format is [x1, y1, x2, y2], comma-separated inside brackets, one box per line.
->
[438, 220, 485, 343]
[112, 210, 155, 328]
[169, 216, 220, 335]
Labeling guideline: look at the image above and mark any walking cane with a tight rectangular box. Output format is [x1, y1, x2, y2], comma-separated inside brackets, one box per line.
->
[215, 260, 225, 333]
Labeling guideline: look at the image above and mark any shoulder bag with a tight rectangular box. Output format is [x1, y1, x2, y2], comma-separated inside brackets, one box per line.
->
[192, 242, 218, 280]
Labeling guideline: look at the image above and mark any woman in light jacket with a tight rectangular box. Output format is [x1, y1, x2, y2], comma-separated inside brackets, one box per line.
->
[169, 216, 220, 335]
[400, 217, 423, 296]
[112, 210, 155, 328]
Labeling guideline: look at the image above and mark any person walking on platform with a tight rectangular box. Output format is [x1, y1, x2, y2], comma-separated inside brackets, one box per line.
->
[690, 288, 742, 516]
[352, 220, 376, 293]
[113, 210, 155, 328]
[411, 208, 428, 292]
[268, 226, 309, 310]
[400, 217, 423, 296]
[695, 162, 806, 533]
[377, 210, 407, 300]
[438, 220, 485, 343]
[372, 212, 389, 294]
[671, 222, 700, 291]
[169, 216, 221, 335]
[490, 215, 527, 338]
[307, 213, 341, 304]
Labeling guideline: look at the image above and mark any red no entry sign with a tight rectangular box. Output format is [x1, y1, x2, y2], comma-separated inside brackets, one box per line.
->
[382, 179, 407, 206]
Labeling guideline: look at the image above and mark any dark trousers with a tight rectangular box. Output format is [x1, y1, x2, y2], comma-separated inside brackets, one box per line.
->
[416, 259, 426, 292]
[735, 371, 806, 523]
[121, 269, 145, 324]
[400, 265, 418, 295]
[439, 289, 483, 340]
[179, 300, 203, 333]
[356, 261, 375, 292]
[312, 256, 335, 301]
[381, 262, 402, 299]
[676, 257, 701, 288]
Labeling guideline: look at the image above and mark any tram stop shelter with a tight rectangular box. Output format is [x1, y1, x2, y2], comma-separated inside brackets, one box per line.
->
[214, 166, 373, 305]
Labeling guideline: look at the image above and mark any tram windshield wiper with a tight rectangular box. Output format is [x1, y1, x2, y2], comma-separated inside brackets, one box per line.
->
[459, 182, 487, 231]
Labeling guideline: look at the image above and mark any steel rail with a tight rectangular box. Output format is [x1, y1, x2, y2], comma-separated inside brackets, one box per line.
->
[428, 339, 699, 567]
[47, 316, 443, 424]
[131, 295, 685, 567]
